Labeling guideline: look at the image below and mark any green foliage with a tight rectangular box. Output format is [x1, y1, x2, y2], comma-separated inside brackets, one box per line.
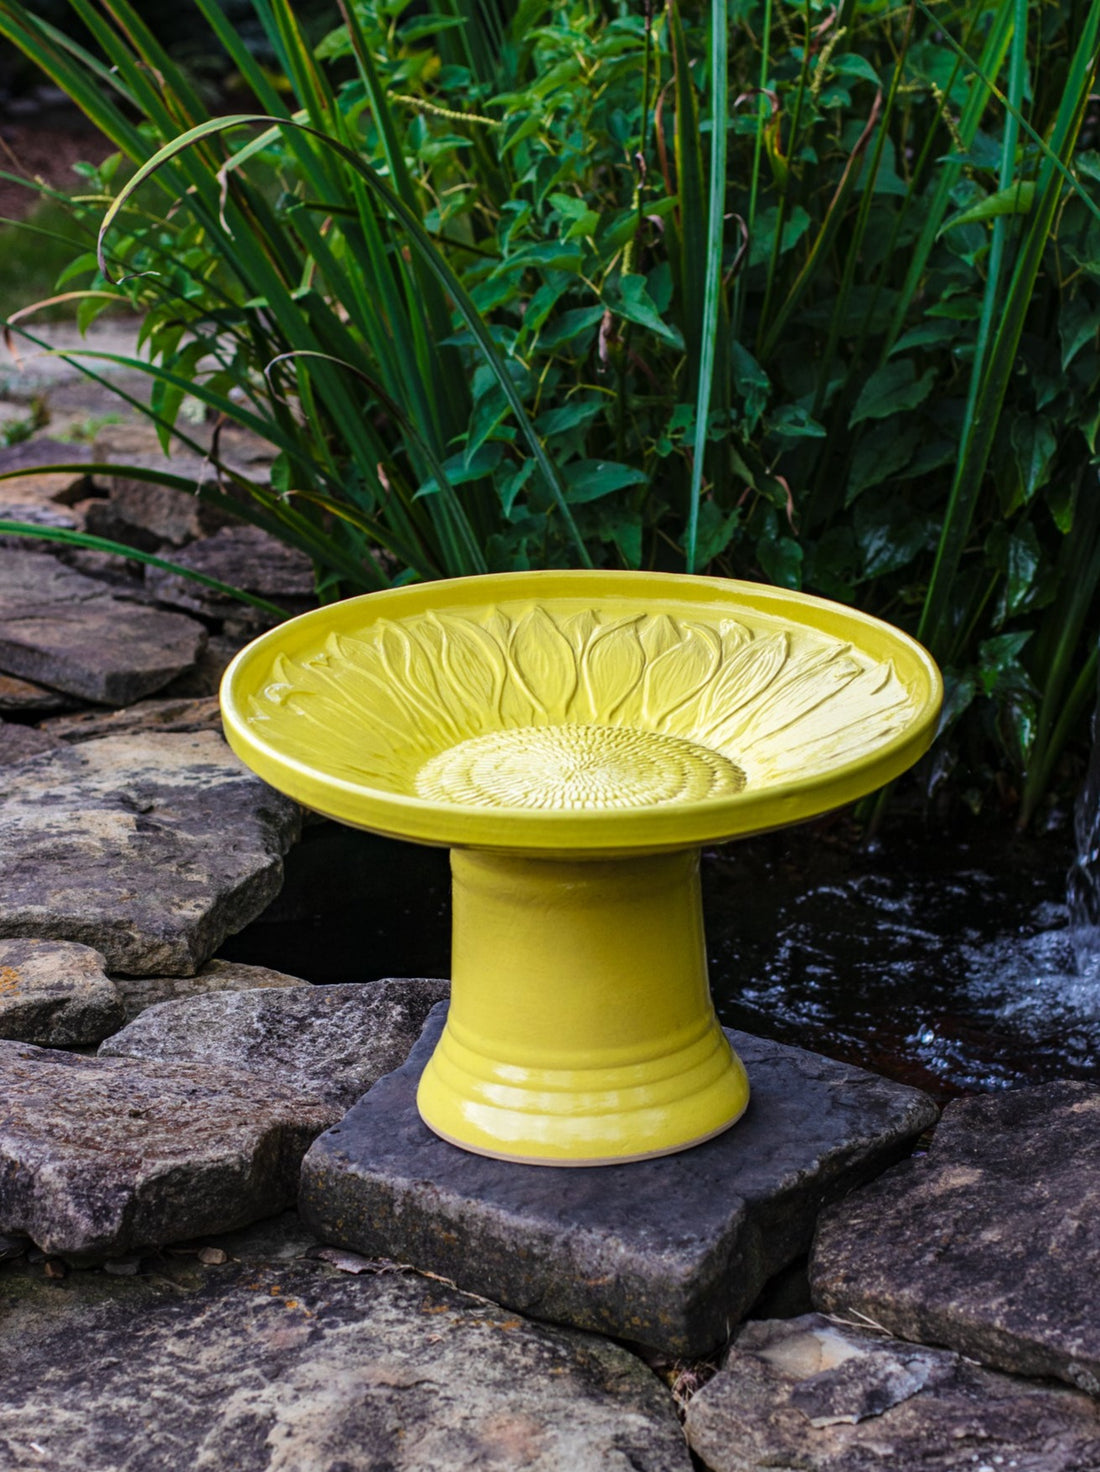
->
[2, 0, 1100, 821]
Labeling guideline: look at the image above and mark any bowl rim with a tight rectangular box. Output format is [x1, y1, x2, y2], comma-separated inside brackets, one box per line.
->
[220, 569, 943, 855]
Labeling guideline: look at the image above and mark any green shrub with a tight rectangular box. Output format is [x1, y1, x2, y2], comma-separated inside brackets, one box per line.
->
[1, 0, 1099, 823]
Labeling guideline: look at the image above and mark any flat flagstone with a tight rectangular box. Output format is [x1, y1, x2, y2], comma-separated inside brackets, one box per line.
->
[299, 1003, 937, 1359]
[0, 937, 124, 1046]
[41, 693, 222, 744]
[0, 434, 92, 482]
[684, 1313, 1100, 1472]
[145, 524, 315, 627]
[92, 420, 274, 546]
[100, 978, 452, 1111]
[0, 671, 75, 715]
[111, 958, 308, 1021]
[0, 730, 301, 975]
[0, 474, 86, 530]
[0, 440, 92, 531]
[0, 1246, 691, 1472]
[0, 549, 207, 704]
[809, 1081, 1100, 1397]
[0, 1041, 332, 1259]
[0, 720, 63, 765]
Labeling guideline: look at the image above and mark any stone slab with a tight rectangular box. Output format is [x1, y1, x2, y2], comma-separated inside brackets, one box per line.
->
[157, 631, 245, 697]
[40, 693, 222, 744]
[0, 472, 86, 530]
[0, 547, 107, 614]
[100, 978, 452, 1112]
[684, 1313, 1100, 1472]
[0, 730, 301, 975]
[0, 1041, 332, 1259]
[0, 672, 75, 715]
[0, 435, 91, 483]
[810, 1081, 1100, 1397]
[0, 720, 63, 765]
[145, 524, 315, 627]
[111, 958, 307, 1021]
[92, 420, 274, 546]
[0, 937, 124, 1046]
[0, 1250, 691, 1472]
[299, 1004, 938, 1358]
[0, 599, 207, 706]
[0, 549, 207, 706]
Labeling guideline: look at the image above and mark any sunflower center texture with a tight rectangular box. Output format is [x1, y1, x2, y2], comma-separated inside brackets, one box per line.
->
[415, 724, 747, 810]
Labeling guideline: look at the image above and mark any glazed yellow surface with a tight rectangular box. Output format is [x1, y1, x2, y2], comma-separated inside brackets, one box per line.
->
[221, 570, 942, 856]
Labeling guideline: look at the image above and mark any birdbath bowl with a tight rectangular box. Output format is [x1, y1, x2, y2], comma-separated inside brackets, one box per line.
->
[221, 571, 941, 1165]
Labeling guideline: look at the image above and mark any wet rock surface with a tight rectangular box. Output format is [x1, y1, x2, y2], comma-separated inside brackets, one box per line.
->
[0, 937, 124, 1046]
[300, 1004, 938, 1358]
[111, 958, 307, 1021]
[810, 1081, 1100, 1397]
[101, 977, 452, 1110]
[0, 548, 207, 704]
[0, 730, 301, 975]
[0, 1231, 691, 1472]
[0, 1042, 332, 1259]
[684, 1313, 1100, 1472]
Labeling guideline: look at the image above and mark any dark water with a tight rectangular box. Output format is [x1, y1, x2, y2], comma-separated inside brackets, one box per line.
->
[219, 817, 1098, 1102]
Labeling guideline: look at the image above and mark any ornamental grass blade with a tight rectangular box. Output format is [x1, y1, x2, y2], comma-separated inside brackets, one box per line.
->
[685, 0, 728, 574]
[918, 0, 1100, 661]
[93, 113, 592, 567]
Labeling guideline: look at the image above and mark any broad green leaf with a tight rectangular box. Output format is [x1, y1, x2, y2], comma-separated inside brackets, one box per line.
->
[492, 242, 584, 276]
[499, 461, 535, 517]
[536, 399, 604, 436]
[767, 405, 826, 441]
[993, 523, 1042, 616]
[849, 359, 937, 427]
[827, 53, 882, 87]
[854, 499, 935, 578]
[537, 306, 605, 350]
[1060, 292, 1100, 370]
[608, 274, 685, 349]
[940, 181, 1036, 233]
[978, 631, 1034, 697]
[564, 210, 600, 242]
[1010, 416, 1058, 506]
[596, 504, 643, 568]
[756, 533, 803, 589]
[415, 444, 502, 499]
[563, 459, 648, 503]
[731, 340, 770, 434]
[748, 205, 812, 268]
[694, 500, 739, 566]
[890, 320, 962, 355]
[846, 421, 921, 504]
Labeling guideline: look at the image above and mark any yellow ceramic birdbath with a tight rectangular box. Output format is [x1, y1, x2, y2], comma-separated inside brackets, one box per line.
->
[221, 570, 941, 1166]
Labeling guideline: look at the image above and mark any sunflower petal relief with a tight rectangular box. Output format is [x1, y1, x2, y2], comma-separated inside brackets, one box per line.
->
[245, 604, 921, 809]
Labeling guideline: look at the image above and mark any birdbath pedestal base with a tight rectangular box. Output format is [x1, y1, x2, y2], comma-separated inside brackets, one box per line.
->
[419, 847, 749, 1164]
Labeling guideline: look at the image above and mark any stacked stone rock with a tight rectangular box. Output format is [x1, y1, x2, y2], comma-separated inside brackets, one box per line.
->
[0, 324, 1097, 1469]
